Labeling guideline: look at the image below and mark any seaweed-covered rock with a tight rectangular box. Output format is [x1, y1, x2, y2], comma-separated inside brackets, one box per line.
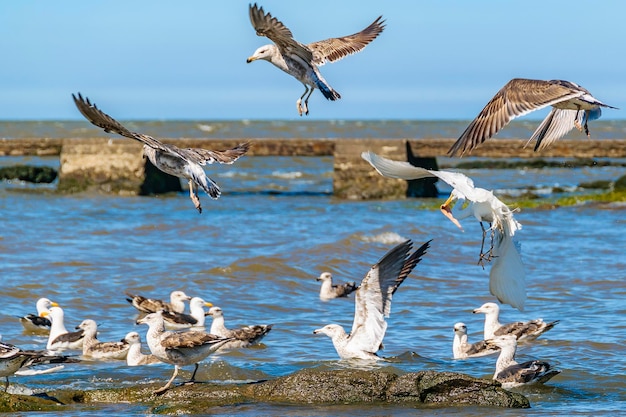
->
[0, 165, 57, 183]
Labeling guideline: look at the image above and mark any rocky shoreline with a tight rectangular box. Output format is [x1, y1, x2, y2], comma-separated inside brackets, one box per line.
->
[0, 369, 530, 414]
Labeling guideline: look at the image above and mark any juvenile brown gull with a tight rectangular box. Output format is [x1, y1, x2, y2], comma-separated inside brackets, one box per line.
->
[73, 93, 251, 213]
[124, 332, 162, 366]
[76, 319, 130, 360]
[316, 272, 358, 301]
[126, 290, 191, 315]
[207, 306, 272, 349]
[0, 336, 76, 391]
[247, 3, 385, 116]
[314, 239, 431, 360]
[18, 297, 58, 334]
[362, 150, 526, 311]
[43, 306, 85, 351]
[473, 302, 559, 342]
[486, 335, 560, 388]
[452, 322, 499, 359]
[447, 78, 618, 156]
[161, 297, 213, 329]
[138, 311, 234, 395]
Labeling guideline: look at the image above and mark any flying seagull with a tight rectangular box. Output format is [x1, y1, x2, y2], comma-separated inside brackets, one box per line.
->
[316, 272, 358, 301]
[247, 3, 385, 116]
[447, 78, 618, 156]
[137, 311, 233, 395]
[473, 302, 559, 342]
[486, 335, 560, 388]
[314, 239, 431, 360]
[0, 337, 76, 391]
[452, 322, 499, 359]
[361, 151, 525, 310]
[125, 290, 191, 315]
[72, 93, 250, 213]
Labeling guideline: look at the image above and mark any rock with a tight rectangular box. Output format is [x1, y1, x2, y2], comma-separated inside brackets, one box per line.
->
[614, 174, 626, 191]
[5, 369, 526, 414]
[0, 165, 57, 183]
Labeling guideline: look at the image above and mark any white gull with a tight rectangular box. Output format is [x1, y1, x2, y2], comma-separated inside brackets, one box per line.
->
[43, 306, 85, 351]
[19, 297, 58, 334]
[208, 306, 272, 349]
[313, 239, 431, 360]
[452, 322, 499, 359]
[473, 302, 559, 342]
[316, 272, 358, 301]
[125, 290, 191, 314]
[76, 319, 130, 360]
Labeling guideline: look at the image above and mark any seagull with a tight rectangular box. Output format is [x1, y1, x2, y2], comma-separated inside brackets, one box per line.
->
[452, 322, 499, 359]
[447, 78, 618, 156]
[125, 290, 191, 314]
[361, 150, 526, 310]
[137, 311, 234, 395]
[207, 306, 272, 349]
[76, 319, 130, 360]
[0, 336, 75, 391]
[123, 332, 162, 366]
[473, 302, 559, 342]
[485, 335, 560, 388]
[43, 306, 85, 351]
[161, 297, 213, 329]
[247, 3, 385, 116]
[72, 93, 251, 213]
[313, 239, 431, 360]
[18, 297, 58, 334]
[316, 272, 358, 301]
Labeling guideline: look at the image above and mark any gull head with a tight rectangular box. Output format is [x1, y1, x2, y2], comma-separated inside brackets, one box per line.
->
[137, 311, 164, 327]
[172, 291, 191, 302]
[124, 331, 141, 345]
[473, 302, 500, 315]
[76, 319, 98, 335]
[313, 324, 344, 339]
[453, 322, 468, 336]
[440, 192, 464, 230]
[247, 44, 275, 63]
[189, 297, 212, 310]
[207, 306, 223, 318]
[485, 334, 517, 350]
[316, 272, 332, 282]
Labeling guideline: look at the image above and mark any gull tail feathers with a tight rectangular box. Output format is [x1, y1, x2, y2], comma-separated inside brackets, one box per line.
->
[489, 233, 526, 311]
[187, 164, 220, 199]
[312, 72, 340, 101]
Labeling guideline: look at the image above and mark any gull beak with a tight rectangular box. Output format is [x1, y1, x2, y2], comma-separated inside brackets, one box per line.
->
[41, 311, 49, 318]
[472, 308, 481, 314]
[440, 193, 464, 230]
[204, 302, 213, 308]
[246, 56, 256, 63]
[51, 302, 59, 307]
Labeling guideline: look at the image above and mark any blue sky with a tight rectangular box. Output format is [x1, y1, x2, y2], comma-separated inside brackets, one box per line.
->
[1, 0, 625, 120]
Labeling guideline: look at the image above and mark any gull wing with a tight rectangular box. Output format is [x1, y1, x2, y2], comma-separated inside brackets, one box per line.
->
[248, 3, 313, 63]
[489, 233, 526, 311]
[73, 93, 249, 166]
[527, 108, 583, 151]
[347, 240, 430, 354]
[448, 78, 586, 156]
[160, 331, 226, 349]
[308, 16, 385, 66]
[361, 151, 479, 200]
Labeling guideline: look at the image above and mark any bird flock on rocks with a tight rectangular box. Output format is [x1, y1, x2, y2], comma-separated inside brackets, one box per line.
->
[4, 1, 616, 396]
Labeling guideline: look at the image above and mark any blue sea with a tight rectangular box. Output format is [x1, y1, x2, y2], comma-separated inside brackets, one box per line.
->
[0, 120, 625, 415]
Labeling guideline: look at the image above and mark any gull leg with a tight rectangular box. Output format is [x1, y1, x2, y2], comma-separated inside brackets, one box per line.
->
[302, 87, 315, 116]
[477, 222, 496, 268]
[186, 363, 200, 384]
[573, 110, 585, 132]
[3, 376, 8, 392]
[188, 179, 202, 214]
[297, 85, 310, 116]
[154, 365, 179, 395]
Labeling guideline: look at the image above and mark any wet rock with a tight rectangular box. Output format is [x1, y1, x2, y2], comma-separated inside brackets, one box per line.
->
[0, 165, 57, 183]
[4, 369, 527, 414]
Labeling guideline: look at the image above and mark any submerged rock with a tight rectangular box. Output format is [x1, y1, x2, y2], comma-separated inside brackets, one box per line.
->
[0, 165, 57, 183]
[3, 369, 530, 413]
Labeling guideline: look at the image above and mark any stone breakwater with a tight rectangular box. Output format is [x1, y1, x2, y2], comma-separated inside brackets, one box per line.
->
[0, 369, 530, 413]
[1, 137, 626, 199]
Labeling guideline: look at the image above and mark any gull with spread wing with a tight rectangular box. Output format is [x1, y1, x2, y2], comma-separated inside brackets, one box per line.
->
[73, 93, 250, 213]
[362, 150, 526, 311]
[247, 3, 384, 116]
[447, 78, 617, 156]
[314, 239, 430, 360]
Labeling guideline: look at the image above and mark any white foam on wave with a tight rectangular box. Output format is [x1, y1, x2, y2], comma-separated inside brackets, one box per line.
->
[359, 231, 408, 245]
[196, 124, 214, 132]
[272, 171, 303, 179]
